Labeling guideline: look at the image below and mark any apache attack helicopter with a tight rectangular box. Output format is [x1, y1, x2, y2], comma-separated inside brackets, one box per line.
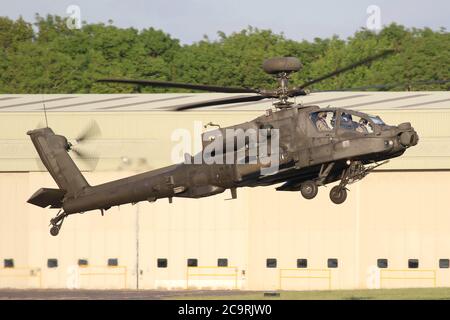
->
[27, 50, 419, 236]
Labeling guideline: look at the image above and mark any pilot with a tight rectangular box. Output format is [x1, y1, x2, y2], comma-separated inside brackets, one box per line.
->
[340, 113, 354, 130]
[356, 118, 369, 134]
[316, 112, 331, 131]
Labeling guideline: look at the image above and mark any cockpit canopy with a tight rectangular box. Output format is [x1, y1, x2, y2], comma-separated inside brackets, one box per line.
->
[310, 109, 386, 134]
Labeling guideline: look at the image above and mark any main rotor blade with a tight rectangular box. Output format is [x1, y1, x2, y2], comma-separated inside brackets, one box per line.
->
[97, 78, 259, 94]
[316, 79, 450, 92]
[295, 50, 396, 90]
[174, 95, 266, 111]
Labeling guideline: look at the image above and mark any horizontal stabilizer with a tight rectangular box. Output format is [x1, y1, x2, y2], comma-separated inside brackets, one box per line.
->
[27, 188, 65, 208]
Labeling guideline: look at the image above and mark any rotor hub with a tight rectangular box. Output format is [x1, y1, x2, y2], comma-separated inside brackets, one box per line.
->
[261, 58, 304, 109]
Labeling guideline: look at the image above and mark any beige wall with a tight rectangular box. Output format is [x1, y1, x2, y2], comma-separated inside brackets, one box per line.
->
[246, 171, 450, 290]
[1, 170, 450, 291]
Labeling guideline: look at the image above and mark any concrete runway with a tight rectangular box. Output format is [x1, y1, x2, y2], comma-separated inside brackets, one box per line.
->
[0, 289, 251, 300]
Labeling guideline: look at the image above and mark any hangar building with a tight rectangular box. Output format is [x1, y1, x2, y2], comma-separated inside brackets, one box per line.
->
[0, 91, 449, 291]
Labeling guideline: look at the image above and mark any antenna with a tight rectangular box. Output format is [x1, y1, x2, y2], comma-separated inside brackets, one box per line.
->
[41, 52, 50, 128]
[41, 93, 49, 128]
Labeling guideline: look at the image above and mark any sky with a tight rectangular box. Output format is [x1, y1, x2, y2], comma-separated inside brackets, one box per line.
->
[1, 0, 449, 44]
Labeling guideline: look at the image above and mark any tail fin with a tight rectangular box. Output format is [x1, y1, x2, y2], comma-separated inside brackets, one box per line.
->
[27, 127, 90, 199]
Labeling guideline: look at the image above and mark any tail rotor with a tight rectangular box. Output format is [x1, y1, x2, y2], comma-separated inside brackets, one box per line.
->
[67, 121, 101, 171]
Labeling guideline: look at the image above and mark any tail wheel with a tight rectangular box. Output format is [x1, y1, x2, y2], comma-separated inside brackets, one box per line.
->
[300, 181, 318, 200]
[49, 210, 68, 236]
[50, 226, 60, 237]
[330, 186, 347, 205]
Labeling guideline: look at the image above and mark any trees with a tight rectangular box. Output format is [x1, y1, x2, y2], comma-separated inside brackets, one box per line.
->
[0, 15, 448, 94]
[0, 15, 181, 93]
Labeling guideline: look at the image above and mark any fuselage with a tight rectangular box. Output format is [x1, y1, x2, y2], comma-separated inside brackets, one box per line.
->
[60, 105, 418, 214]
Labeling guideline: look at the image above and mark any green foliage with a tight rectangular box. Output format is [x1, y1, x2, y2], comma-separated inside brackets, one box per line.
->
[0, 15, 448, 94]
[0, 16, 33, 49]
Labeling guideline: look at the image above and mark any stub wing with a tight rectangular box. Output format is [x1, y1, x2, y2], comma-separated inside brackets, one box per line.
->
[27, 188, 65, 208]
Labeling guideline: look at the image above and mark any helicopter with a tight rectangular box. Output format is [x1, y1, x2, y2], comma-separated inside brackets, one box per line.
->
[27, 50, 420, 236]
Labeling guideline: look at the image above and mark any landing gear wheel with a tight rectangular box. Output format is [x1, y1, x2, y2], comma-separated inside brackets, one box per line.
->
[330, 186, 347, 205]
[300, 181, 318, 200]
[49, 210, 68, 236]
[50, 226, 60, 236]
